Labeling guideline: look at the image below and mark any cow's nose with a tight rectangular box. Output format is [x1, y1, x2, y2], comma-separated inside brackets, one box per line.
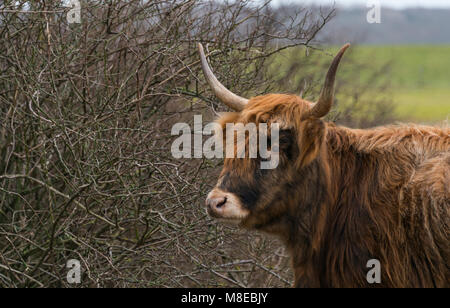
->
[206, 196, 227, 210]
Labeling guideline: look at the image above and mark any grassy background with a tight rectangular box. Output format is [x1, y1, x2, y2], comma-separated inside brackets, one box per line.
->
[271, 45, 450, 124]
[355, 45, 450, 123]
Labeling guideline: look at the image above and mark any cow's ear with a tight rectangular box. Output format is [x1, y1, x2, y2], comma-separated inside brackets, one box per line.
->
[296, 118, 326, 169]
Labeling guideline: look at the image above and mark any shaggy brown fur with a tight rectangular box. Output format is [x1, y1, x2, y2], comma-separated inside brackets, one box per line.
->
[215, 94, 449, 288]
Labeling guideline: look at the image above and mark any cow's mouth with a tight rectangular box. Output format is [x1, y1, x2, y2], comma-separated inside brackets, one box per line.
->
[207, 209, 245, 224]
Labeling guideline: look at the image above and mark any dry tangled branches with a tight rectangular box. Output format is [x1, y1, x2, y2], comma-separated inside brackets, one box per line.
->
[0, 0, 342, 287]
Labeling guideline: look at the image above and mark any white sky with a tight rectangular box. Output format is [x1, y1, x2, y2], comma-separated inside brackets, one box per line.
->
[271, 0, 450, 9]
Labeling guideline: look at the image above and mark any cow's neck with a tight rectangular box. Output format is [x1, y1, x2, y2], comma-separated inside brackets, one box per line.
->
[285, 124, 408, 287]
[281, 156, 334, 287]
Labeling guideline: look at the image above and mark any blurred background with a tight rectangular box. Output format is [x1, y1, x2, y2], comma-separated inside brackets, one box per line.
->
[275, 0, 450, 124]
[0, 0, 448, 288]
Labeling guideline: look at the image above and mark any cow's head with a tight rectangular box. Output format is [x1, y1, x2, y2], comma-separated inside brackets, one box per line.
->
[200, 43, 349, 232]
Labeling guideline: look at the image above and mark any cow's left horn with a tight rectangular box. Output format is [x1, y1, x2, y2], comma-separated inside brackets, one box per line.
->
[198, 43, 249, 111]
[304, 43, 350, 119]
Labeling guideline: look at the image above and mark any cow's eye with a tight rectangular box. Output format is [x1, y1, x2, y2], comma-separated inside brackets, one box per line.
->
[279, 129, 293, 145]
[278, 129, 296, 160]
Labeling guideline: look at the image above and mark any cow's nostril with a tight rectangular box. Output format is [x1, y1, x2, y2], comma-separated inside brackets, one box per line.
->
[216, 197, 227, 208]
[206, 196, 227, 210]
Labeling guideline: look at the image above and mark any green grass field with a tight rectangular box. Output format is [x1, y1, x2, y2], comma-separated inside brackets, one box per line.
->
[394, 88, 450, 123]
[353, 45, 450, 123]
[272, 45, 450, 124]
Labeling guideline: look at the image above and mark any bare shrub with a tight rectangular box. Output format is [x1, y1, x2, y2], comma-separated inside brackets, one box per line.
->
[0, 0, 342, 287]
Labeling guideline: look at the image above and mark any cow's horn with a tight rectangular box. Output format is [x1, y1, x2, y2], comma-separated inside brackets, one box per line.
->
[198, 43, 249, 111]
[304, 43, 350, 119]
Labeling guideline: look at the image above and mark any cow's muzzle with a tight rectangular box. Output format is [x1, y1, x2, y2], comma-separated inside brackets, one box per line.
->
[205, 188, 249, 223]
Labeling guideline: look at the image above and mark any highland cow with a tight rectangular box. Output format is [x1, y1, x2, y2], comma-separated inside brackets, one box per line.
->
[198, 43, 449, 288]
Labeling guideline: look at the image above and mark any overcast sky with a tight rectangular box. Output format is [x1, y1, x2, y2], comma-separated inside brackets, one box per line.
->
[271, 0, 450, 9]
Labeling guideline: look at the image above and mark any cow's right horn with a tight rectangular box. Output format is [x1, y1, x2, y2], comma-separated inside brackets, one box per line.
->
[303, 43, 350, 119]
[198, 43, 249, 111]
